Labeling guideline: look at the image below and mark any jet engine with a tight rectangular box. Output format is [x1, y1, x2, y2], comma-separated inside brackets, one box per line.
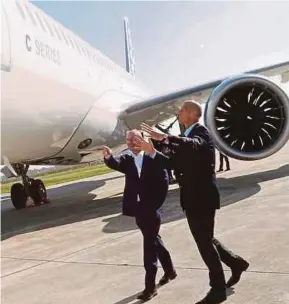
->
[204, 74, 289, 160]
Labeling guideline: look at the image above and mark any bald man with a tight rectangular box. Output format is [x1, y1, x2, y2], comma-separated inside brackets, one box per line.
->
[102, 130, 176, 301]
[137, 101, 249, 304]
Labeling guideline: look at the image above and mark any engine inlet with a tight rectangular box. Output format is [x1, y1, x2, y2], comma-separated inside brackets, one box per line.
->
[205, 74, 289, 160]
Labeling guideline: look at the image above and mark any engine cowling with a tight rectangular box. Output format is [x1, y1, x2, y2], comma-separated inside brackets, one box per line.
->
[204, 74, 289, 160]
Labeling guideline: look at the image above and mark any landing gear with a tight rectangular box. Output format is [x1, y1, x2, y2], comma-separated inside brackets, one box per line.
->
[11, 183, 27, 209]
[10, 164, 49, 210]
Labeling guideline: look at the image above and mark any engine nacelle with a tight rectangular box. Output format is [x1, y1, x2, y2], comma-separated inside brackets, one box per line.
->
[204, 74, 289, 160]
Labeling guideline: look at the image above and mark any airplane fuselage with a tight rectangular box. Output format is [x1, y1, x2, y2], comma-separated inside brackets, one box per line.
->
[1, 0, 151, 166]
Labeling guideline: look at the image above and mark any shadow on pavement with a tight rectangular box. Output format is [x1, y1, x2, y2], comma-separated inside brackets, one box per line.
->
[1, 165, 288, 241]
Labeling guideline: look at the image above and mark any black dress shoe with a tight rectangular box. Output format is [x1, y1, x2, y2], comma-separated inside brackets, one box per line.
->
[159, 270, 177, 285]
[195, 288, 227, 304]
[226, 259, 249, 288]
[136, 289, 157, 301]
[217, 169, 223, 172]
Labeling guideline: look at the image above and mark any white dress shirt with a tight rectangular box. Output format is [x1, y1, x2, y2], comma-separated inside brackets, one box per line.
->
[130, 150, 144, 177]
[184, 123, 197, 137]
[129, 150, 144, 202]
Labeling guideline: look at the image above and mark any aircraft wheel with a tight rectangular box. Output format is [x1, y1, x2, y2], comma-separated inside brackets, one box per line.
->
[11, 183, 28, 209]
[30, 179, 47, 205]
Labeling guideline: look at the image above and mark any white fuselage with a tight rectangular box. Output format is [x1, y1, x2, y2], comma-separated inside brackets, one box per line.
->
[1, 0, 151, 166]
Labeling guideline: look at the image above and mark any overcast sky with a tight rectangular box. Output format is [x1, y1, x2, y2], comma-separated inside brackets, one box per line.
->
[33, 1, 289, 94]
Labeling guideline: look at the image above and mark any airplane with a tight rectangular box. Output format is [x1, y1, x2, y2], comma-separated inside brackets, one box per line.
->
[1, 0, 289, 210]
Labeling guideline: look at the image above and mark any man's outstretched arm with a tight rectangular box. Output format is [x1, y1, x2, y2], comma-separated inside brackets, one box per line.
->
[141, 123, 207, 152]
[102, 146, 127, 174]
[133, 136, 173, 170]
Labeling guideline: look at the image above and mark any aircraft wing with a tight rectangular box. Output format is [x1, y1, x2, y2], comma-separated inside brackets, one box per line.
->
[119, 61, 289, 129]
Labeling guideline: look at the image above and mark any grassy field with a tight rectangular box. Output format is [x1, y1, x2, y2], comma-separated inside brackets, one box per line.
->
[1, 164, 113, 194]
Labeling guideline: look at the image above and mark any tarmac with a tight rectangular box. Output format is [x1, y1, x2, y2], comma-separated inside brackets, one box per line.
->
[1, 143, 289, 304]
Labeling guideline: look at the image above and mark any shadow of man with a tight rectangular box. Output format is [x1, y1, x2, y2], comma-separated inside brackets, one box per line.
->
[102, 164, 289, 234]
[113, 292, 143, 304]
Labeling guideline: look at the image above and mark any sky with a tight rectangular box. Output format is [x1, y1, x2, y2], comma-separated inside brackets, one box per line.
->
[32, 1, 289, 95]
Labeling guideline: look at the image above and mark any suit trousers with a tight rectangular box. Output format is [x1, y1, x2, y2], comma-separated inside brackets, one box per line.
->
[136, 214, 174, 291]
[186, 209, 239, 290]
[219, 153, 230, 170]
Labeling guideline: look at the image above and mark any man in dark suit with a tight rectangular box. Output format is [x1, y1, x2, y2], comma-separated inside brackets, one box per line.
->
[152, 139, 177, 184]
[136, 101, 249, 304]
[217, 150, 231, 172]
[102, 130, 177, 301]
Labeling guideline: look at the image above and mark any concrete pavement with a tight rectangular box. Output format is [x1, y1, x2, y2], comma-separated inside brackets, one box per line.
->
[1, 143, 289, 304]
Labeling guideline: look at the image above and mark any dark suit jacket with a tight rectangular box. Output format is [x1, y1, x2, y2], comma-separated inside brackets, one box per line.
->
[154, 123, 220, 213]
[152, 138, 181, 181]
[104, 152, 169, 218]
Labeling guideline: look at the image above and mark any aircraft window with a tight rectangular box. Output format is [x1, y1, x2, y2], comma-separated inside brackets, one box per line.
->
[67, 36, 76, 49]
[81, 46, 87, 56]
[73, 39, 80, 51]
[91, 51, 97, 63]
[99, 57, 105, 67]
[42, 16, 55, 37]
[34, 12, 46, 32]
[88, 50, 93, 61]
[84, 46, 91, 58]
[16, 1, 26, 19]
[24, 4, 37, 26]
[82, 47, 88, 57]
[52, 24, 62, 41]
[74, 40, 83, 55]
[60, 29, 70, 46]
[92, 53, 96, 62]
[75, 41, 81, 53]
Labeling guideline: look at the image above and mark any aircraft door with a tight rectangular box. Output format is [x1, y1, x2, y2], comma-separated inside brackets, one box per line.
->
[1, 2, 12, 72]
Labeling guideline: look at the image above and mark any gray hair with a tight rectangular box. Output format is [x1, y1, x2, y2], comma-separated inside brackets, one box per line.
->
[126, 129, 142, 138]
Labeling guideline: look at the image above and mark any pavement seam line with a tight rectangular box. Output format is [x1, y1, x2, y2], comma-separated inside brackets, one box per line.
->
[1, 230, 140, 278]
[2, 257, 289, 276]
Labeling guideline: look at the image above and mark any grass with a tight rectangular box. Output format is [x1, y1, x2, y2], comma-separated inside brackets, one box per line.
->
[1, 164, 113, 194]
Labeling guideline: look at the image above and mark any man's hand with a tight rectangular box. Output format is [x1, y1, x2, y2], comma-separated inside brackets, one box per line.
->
[140, 123, 166, 142]
[133, 135, 155, 154]
[102, 146, 112, 159]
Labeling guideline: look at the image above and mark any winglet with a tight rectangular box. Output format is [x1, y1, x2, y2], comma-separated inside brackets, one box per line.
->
[124, 16, 135, 78]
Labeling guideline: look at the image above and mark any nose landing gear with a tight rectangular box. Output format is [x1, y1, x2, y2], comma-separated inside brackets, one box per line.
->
[10, 164, 50, 210]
